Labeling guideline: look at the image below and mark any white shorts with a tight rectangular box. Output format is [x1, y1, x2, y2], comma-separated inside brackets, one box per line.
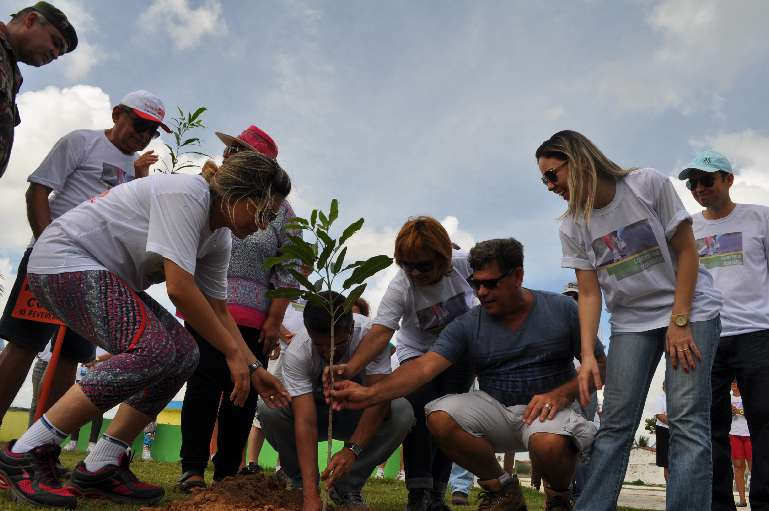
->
[424, 390, 596, 455]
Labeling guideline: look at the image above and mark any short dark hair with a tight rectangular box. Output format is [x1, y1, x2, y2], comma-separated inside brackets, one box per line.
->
[468, 238, 524, 273]
[353, 297, 370, 317]
[303, 291, 353, 334]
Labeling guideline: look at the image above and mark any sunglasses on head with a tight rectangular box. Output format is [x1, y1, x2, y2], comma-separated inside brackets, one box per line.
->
[540, 160, 568, 186]
[686, 172, 722, 190]
[466, 268, 514, 291]
[398, 259, 435, 273]
[123, 108, 160, 139]
[224, 144, 248, 158]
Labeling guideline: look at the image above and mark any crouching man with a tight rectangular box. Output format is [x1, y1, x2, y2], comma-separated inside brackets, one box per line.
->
[259, 291, 414, 511]
[329, 239, 606, 511]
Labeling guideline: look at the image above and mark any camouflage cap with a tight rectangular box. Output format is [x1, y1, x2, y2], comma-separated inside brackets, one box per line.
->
[14, 2, 78, 53]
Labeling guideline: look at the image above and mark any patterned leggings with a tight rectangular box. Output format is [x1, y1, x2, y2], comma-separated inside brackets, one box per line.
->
[28, 270, 199, 417]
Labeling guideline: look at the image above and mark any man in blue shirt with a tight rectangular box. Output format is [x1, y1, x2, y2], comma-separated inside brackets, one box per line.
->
[329, 238, 606, 511]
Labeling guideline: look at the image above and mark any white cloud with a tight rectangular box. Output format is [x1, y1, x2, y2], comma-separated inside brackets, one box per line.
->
[47, 0, 105, 80]
[595, 0, 769, 113]
[138, 0, 227, 51]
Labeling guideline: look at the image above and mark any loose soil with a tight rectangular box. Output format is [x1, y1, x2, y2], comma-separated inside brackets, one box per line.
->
[144, 473, 366, 511]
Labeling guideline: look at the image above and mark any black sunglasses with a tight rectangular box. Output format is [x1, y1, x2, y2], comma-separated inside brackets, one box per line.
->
[398, 260, 435, 273]
[540, 160, 568, 186]
[224, 144, 247, 158]
[259, 208, 279, 225]
[466, 268, 514, 291]
[122, 108, 160, 139]
[686, 173, 718, 190]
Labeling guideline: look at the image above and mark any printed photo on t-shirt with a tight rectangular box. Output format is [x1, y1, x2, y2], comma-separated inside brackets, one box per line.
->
[416, 292, 470, 335]
[697, 232, 743, 269]
[101, 162, 129, 186]
[591, 219, 664, 280]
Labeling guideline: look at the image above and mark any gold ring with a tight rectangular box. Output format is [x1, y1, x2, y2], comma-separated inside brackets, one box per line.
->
[544, 403, 552, 409]
[269, 395, 275, 399]
[678, 348, 690, 352]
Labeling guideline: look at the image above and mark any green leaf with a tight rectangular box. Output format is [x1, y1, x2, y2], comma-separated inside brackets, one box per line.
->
[343, 255, 393, 289]
[289, 216, 309, 225]
[180, 138, 200, 147]
[262, 254, 292, 270]
[284, 236, 316, 264]
[332, 247, 347, 274]
[302, 292, 333, 314]
[316, 238, 337, 270]
[313, 277, 326, 291]
[288, 268, 316, 292]
[280, 244, 312, 266]
[190, 106, 207, 122]
[341, 260, 364, 273]
[318, 210, 329, 227]
[310, 209, 318, 227]
[342, 284, 367, 313]
[267, 288, 303, 300]
[329, 199, 339, 224]
[317, 229, 333, 247]
[339, 218, 364, 246]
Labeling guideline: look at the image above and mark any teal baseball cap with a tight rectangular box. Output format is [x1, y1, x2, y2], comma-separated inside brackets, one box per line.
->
[678, 150, 733, 180]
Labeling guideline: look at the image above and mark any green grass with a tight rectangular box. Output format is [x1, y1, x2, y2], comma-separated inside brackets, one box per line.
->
[0, 453, 653, 510]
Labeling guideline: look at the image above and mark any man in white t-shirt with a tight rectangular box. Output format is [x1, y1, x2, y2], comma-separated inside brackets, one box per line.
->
[258, 291, 414, 511]
[0, 90, 168, 428]
[679, 149, 769, 511]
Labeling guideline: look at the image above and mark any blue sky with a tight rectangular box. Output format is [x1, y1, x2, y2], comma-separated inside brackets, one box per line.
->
[2, 0, 769, 422]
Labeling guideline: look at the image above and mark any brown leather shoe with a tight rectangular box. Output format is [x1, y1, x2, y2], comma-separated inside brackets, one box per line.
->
[477, 475, 527, 511]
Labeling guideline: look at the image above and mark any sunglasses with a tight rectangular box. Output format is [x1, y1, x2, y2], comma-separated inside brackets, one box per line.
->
[122, 108, 160, 139]
[686, 173, 719, 190]
[398, 260, 435, 273]
[258, 208, 279, 225]
[224, 144, 247, 158]
[540, 160, 568, 186]
[466, 268, 514, 291]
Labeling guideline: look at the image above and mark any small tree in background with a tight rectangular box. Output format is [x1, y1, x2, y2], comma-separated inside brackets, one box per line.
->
[158, 106, 209, 173]
[265, 199, 392, 509]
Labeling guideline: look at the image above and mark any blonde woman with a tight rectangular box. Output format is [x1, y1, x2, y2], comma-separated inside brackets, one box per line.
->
[536, 130, 722, 511]
[0, 151, 291, 508]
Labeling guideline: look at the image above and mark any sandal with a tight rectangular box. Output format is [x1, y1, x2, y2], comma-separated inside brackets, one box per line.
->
[177, 471, 207, 493]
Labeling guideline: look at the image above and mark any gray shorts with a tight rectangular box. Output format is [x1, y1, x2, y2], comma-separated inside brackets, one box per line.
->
[424, 390, 596, 455]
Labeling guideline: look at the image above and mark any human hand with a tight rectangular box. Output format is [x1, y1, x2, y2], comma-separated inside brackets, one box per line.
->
[321, 447, 357, 488]
[133, 150, 158, 177]
[523, 390, 570, 424]
[252, 368, 291, 408]
[666, 323, 701, 372]
[225, 353, 251, 407]
[322, 363, 352, 389]
[326, 380, 373, 411]
[302, 491, 322, 511]
[260, 317, 281, 355]
[577, 355, 602, 407]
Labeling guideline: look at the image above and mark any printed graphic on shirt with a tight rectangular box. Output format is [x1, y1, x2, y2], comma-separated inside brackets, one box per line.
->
[696, 232, 743, 269]
[101, 162, 129, 187]
[416, 292, 470, 335]
[592, 219, 664, 280]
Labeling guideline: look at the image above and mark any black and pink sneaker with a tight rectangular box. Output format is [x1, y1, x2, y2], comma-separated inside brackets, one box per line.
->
[67, 451, 163, 505]
[0, 440, 77, 508]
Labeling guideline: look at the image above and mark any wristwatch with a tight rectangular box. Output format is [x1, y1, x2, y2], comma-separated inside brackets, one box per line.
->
[344, 442, 363, 458]
[247, 360, 262, 374]
[671, 313, 689, 327]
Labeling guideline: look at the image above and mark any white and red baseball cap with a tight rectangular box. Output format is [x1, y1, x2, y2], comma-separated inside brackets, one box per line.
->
[119, 90, 171, 133]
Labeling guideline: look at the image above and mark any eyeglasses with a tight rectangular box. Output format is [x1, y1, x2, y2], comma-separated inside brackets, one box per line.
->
[224, 144, 247, 158]
[466, 268, 514, 291]
[397, 260, 435, 273]
[258, 208, 279, 225]
[122, 108, 160, 139]
[540, 160, 568, 186]
[686, 173, 717, 190]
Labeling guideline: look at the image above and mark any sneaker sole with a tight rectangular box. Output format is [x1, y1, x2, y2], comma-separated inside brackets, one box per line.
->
[67, 484, 163, 506]
[0, 471, 76, 509]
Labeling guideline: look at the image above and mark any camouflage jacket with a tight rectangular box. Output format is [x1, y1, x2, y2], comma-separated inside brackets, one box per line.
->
[0, 24, 22, 180]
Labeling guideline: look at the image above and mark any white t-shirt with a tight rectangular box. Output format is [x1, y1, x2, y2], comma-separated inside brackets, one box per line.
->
[282, 300, 306, 336]
[28, 174, 231, 299]
[655, 393, 668, 429]
[692, 204, 769, 336]
[730, 394, 749, 437]
[27, 130, 136, 246]
[281, 314, 391, 397]
[375, 250, 478, 363]
[559, 168, 722, 332]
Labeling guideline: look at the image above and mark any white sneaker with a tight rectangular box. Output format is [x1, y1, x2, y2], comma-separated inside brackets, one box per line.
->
[375, 467, 385, 478]
[396, 470, 405, 481]
[63, 440, 77, 452]
[142, 445, 152, 461]
[87, 442, 96, 452]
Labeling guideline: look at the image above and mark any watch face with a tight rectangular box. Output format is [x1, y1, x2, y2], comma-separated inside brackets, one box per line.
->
[675, 316, 687, 327]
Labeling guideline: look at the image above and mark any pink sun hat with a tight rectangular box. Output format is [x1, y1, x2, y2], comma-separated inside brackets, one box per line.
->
[215, 125, 278, 159]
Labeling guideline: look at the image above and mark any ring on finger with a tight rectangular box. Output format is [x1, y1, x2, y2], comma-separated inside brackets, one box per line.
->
[678, 347, 690, 352]
[544, 403, 553, 409]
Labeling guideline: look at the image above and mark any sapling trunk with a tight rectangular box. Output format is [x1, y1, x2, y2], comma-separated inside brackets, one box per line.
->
[322, 310, 335, 511]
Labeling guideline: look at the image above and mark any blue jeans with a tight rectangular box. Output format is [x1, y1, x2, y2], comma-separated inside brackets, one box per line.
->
[576, 316, 720, 511]
[448, 463, 474, 495]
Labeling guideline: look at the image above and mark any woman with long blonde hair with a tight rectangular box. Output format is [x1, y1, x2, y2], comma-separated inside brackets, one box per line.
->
[0, 151, 291, 508]
[536, 130, 722, 511]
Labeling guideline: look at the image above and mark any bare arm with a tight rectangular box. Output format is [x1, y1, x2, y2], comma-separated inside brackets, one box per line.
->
[575, 269, 603, 405]
[667, 221, 701, 371]
[292, 394, 322, 509]
[329, 352, 452, 410]
[26, 183, 53, 238]
[655, 413, 669, 425]
[325, 324, 394, 384]
[261, 298, 290, 355]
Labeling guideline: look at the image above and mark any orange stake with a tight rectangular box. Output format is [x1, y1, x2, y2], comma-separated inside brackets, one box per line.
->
[34, 325, 67, 421]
